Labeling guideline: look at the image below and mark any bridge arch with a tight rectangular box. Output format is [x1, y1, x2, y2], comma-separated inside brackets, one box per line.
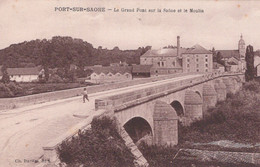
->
[170, 100, 184, 116]
[123, 116, 152, 143]
[195, 91, 202, 98]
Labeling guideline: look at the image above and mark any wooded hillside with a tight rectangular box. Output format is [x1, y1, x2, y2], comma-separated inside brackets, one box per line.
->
[0, 36, 151, 68]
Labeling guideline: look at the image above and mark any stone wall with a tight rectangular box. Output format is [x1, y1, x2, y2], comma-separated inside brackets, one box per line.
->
[0, 73, 192, 110]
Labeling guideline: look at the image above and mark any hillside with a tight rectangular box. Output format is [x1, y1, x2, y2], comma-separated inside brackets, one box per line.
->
[0, 36, 151, 68]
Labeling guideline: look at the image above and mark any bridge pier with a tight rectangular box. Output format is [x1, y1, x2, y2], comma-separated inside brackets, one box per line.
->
[222, 77, 236, 94]
[202, 84, 217, 113]
[214, 79, 227, 102]
[153, 101, 178, 146]
[184, 90, 203, 125]
[232, 76, 243, 93]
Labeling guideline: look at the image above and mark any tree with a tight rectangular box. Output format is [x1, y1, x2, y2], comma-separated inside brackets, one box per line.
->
[216, 51, 223, 63]
[212, 47, 217, 62]
[1, 65, 10, 83]
[57, 116, 135, 167]
[245, 45, 255, 81]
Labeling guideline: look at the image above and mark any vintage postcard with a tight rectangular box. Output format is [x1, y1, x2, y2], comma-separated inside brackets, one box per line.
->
[0, 0, 259, 167]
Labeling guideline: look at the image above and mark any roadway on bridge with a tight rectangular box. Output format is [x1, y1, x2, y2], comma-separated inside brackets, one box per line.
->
[0, 74, 202, 167]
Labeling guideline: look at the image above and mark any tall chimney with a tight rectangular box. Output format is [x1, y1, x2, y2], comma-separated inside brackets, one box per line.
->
[177, 36, 180, 57]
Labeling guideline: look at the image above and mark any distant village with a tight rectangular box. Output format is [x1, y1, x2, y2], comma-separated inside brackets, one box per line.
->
[1, 35, 260, 84]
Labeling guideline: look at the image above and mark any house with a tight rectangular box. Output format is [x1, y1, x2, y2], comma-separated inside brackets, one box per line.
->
[140, 36, 213, 76]
[216, 34, 246, 72]
[226, 61, 239, 72]
[132, 65, 152, 78]
[213, 62, 225, 73]
[254, 50, 260, 77]
[87, 66, 132, 83]
[0, 67, 42, 82]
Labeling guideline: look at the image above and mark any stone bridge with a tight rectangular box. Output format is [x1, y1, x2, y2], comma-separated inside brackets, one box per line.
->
[95, 73, 244, 146]
[41, 72, 245, 166]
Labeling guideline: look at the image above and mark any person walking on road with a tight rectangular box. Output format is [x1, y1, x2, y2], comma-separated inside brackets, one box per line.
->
[82, 88, 89, 103]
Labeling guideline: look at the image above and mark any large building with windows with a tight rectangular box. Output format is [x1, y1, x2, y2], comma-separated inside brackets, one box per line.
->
[140, 36, 213, 76]
[182, 44, 213, 73]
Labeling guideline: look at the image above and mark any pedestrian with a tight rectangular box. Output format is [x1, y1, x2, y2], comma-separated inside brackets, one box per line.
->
[82, 88, 89, 103]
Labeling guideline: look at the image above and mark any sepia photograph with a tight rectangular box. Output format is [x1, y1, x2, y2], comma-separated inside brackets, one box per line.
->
[0, 0, 260, 166]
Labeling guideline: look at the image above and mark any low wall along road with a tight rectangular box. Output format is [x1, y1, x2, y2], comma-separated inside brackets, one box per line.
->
[0, 72, 193, 111]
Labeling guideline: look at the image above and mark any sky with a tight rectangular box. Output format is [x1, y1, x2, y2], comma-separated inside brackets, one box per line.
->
[0, 0, 260, 51]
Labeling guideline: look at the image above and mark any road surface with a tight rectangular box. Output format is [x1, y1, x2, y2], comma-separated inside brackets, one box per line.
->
[0, 74, 201, 167]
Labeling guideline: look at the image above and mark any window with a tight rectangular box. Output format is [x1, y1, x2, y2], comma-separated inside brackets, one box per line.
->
[205, 55, 208, 57]
[196, 55, 198, 57]
[155, 70, 158, 73]
[205, 58, 208, 62]
[187, 64, 189, 67]
[108, 73, 113, 77]
[205, 69, 208, 72]
[205, 64, 208, 67]
[157, 62, 160, 66]
[196, 58, 199, 62]
[196, 64, 199, 68]
[187, 58, 190, 62]
[161, 61, 164, 67]
[172, 61, 176, 66]
[196, 69, 199, 72]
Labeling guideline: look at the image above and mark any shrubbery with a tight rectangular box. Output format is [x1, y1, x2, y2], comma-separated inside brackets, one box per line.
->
[57, 116, 135, 167]
[0, 82, 25, 98]
[179, 80, 260, 144]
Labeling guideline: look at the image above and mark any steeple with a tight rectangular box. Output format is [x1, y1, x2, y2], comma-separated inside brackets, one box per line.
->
[238, 34, 245, 59]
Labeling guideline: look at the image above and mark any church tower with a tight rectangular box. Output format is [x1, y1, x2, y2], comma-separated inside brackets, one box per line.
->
[238, 34, 246, 60]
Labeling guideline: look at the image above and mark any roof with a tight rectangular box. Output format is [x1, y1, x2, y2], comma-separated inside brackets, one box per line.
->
[7, 67, 41, 76]
[227, 61, 238, 65]
[132, 65, 152, 73]
[141, 44, 211, 57]
[254, 51, 260, 56]
[141, 47, 187, 57]
[0, 67, 41, 76]
[89, 66, 132, 75]
[216, 50, 240, 59]
[213, 62, 224, 69]
[183, 44, 212, 54]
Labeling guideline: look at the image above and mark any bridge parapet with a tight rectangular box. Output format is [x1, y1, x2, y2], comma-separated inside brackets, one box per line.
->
[94, 72, 239, 111]
[94, 76, 201, 111]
